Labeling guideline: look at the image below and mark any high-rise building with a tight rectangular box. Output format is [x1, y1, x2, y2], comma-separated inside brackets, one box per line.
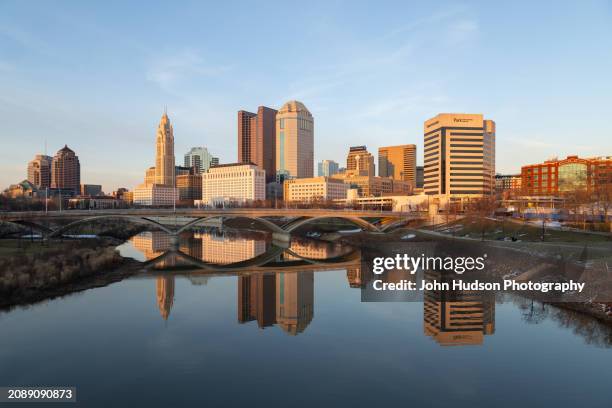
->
[80, 184, 103, 196]
[238, 106, 277, 181]
[51, 145, 81, 194]
[176, 172, 202, 204]
[145, 167, 156, 186]
[27, 154, 52, 189]
[275, 101, 314, 179]
[346, 146, 375, 177]
[317, 159, 339, 177]
[423, 113, 495, 197]
[154, 111, 175, 186]
[416, 166, 424, 189]
[184, 147, 216, 173]
[378, 144, 417, 187]
[201, 163, 265, 206]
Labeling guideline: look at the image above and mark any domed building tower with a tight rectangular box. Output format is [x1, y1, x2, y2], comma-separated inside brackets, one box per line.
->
[275, 100, 314, 179]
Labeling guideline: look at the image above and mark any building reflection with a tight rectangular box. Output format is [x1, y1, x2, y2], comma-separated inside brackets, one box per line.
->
[423, 271, 495, 346]
[285, 238, 345, 260]
[156, 276, 175, 321]
[199, 232, 266, 264]
[238, 274, 277, 328]
[237, 271, 314, 335]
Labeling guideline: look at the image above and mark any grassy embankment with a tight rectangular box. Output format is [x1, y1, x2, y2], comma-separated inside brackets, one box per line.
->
[428, 216, 611, 243]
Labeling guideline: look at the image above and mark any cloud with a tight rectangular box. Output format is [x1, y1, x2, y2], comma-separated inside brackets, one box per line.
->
[146, 49, 233, 93]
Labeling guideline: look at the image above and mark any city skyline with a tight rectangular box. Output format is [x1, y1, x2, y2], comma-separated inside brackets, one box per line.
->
[1, 1, 612, 192]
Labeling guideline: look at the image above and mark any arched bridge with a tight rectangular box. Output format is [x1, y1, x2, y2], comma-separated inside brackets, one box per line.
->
[0, 208, 425, 241]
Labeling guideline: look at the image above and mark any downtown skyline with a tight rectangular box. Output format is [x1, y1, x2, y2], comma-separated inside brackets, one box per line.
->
[1, 1, 612, 192]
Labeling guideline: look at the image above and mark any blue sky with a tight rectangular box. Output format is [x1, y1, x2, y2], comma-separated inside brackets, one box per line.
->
[1, 0, 611, 192]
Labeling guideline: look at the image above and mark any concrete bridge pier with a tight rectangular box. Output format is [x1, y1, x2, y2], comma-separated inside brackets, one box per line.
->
[272, 231, 291, 246]
[170, 234, 180, 251]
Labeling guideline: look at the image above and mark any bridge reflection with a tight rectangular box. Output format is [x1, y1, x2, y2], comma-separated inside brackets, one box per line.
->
[128, 231, 497, 343]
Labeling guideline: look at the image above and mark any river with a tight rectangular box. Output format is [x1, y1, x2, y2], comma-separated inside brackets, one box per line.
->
[0, 230, 611, 407]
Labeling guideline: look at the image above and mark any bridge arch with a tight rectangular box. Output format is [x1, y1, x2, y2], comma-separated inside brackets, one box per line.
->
[48, 215, 174, 237]
[0, 220, 53, 235]
[175, 215, 286, 235]
[283, 216, 381, 233]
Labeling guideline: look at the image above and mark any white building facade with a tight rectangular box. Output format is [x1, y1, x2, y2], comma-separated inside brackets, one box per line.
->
[283, 176, 348, 202]
[201, 163, 265, 206]
[133, 183, 178, 206]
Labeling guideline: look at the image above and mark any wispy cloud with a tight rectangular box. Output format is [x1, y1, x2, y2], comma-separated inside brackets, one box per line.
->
[446, 19, 479, 46]
[146, 49, 233, 93]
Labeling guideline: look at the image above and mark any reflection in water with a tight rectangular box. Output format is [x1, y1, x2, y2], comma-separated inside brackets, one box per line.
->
[423, 270, 495, 346]
[156, 276, 175, 321]
[118, 231, 612, 346]
[238, 272, 314, 335]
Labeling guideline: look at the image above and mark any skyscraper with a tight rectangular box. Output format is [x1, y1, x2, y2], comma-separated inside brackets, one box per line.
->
[155, 111, 175, 186]
[51, 145, 80, 194]
[378, 144, 417, 187]
[317, 159, 339, 177]
[346, 146, 375, 177]
[27, 154, 52, 189]
[184, 146, 216, 173]
[275, 100, 314, 179]
[238, 106, 277, 181]
[423, 113, 495, 197]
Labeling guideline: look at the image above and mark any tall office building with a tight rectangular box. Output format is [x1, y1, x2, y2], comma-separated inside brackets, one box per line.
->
[317, 159, 339, 177]
[416, 166, 424, 189]
[275, 101, 314, 179]
[346, 146, 375, 177]
[423, 113, 495, 197]
[51, 145, 80, 194]
[238, 106, 277, 181]
[184, 147, 216, 173]
[378, 144, 417, 187]
[27, 154, 52, 189]
[155, 111, 175, 186]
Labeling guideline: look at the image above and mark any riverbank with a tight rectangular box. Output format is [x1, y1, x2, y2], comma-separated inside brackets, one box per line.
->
[335, 228, 612, 325]
[0, 238, 141, 310]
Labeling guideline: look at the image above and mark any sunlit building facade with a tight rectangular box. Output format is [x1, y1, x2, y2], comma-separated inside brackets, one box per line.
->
[283, 176, 348, 202]
[238, 106, 277, 181]
[423, 113, 496, 197]
[154, 112, 175, 186]
[51, 145, 81, 194]
[201, 163, 265, 206]
[27, 154, 52, 189]
[346, 145, 375, 177]
[275, 101, 314, 179]
[521, 155, 612, 196]
[378, 144, 417, 187]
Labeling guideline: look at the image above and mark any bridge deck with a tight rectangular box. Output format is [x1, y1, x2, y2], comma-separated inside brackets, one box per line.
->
[1, 208, 423, 221]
